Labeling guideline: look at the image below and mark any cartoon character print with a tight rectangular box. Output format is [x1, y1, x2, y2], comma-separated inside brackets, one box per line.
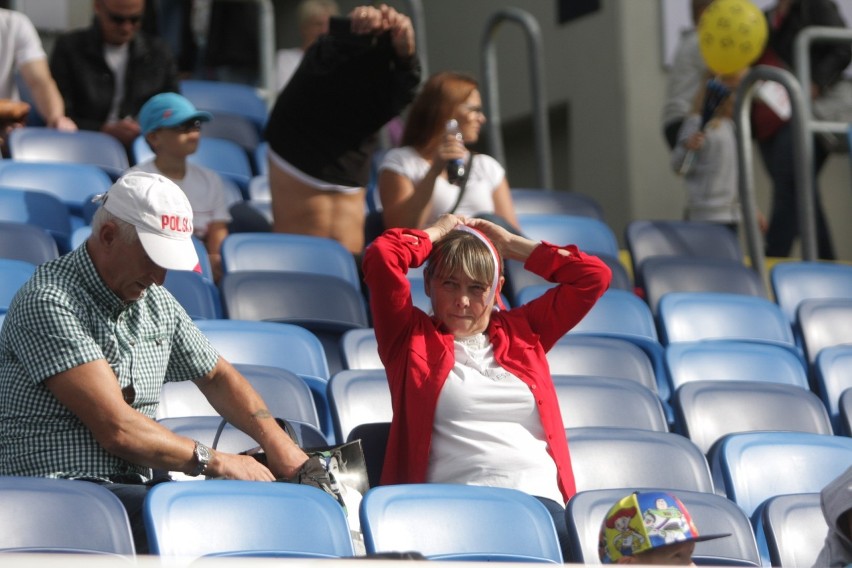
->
[605, 507, 646, 558]
[643, 497, 691, 544]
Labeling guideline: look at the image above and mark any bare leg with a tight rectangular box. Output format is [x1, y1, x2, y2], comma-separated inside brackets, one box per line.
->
[269, 158, 366, 254]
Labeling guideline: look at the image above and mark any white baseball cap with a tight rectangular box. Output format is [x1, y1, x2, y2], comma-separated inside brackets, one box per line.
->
[99, 172, 199, 271]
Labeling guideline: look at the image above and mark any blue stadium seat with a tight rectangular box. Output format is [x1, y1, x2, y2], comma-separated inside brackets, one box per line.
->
[339, 328, 382, 370]
[8, 127, 129, 179]
[220, 233, 361, 292]
[517, 213, 619, 257]
[254, 141, 269, 176]
[162, 270, 222, 320]
[360, 483, 563, 562]
[179, 79, 268, 134]
[0, 221, 60, 264]
[796, 297, 852, 363]
[754, 493, 826, 568]
[565, 488, 761, 566]
[511, 188, 605, 220]
[770, 260, 852, 324]
[327, 369, 392, 444]
[657, 292, 796, 348]
[672, 381, 832, 454]
[709, 431, 852, 518]
[553, 375, 668, 431]
[144, 480, 354, 559]
[0, 186, 73, 253]
[0, 476, 135, 555]
[815, 345, 852, 434]
[509, 252, 632, 304]
[0, 258, 36, 311]
[567, 427, 714, 493]
[200, 112, 262, 153]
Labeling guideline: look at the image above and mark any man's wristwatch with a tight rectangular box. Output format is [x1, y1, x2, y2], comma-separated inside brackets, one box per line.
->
[190, 440, 212, 477]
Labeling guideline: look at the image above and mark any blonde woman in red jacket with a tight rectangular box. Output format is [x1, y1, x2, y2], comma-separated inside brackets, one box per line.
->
[362, 213, 611, 559]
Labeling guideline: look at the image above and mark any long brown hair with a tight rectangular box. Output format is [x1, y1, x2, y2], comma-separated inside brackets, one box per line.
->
[401, 71, 478, 151]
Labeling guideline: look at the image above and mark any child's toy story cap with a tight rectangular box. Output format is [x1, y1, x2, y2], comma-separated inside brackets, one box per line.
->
[598, 491, 730, 563]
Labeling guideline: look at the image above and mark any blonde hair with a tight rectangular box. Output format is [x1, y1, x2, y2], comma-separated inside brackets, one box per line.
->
[424, 231, 499, 286]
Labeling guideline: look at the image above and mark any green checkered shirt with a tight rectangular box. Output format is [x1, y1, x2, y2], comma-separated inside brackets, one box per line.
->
[0, 245, 219, 482]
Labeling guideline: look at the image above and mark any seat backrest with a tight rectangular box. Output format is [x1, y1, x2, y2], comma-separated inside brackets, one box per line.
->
[640, 257, 767, 315]
[658, 292, 795, 347]
[709, 431, 852, 517]
[340, 328, 383, 370]
[179, 79, 268, 132]
[220, 271, 368, 331]
[195, 319, 330, 379]
[0, 186, 72, 252]
[162, 270, 222, 320]
[673, 381, 833, 454]
[517, 213, 619, 257]
[511, 188, 605, 219]
[758, 493, 826, 568]
[327, 369, 392, 443]
[0, 258, 36, 311]
[665, 340, 809, 393]
[220, 233, 361, 290]
[0, 161, 112, 217]
[796, 297, 852, 363]
[815, 345, 852, 434]
[158, 363, 320, 429]
[567, 427, 714, 493]
[506, 253, 632, 306]
[8, 127, 129, 177]
[200, 112, 262, 153]
[0, 221, 59, 264]
[144, 480, 354, 559]
[570, 288, 658, 340]
[770, 261, 852, 323]
[565, 488, 760, 565]
[625, 219, 743, 287]
[553, 375, 667, 431]
[839, 389, 852, 438]
[360, 483, 563, 562]
[0, 476, 135, 555]
[547, 335, 659, 395]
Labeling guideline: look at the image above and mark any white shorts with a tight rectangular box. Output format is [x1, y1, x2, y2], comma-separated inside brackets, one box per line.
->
[268, 148, 362, 195]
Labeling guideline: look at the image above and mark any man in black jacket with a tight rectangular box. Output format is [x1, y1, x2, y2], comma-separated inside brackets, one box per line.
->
[50, 0, 178, 150]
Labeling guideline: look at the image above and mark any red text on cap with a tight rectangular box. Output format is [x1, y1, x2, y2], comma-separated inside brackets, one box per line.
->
[161, 215, 192, 233]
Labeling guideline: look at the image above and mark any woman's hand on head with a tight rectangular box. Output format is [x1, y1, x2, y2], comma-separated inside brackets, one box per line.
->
[426, 213, 467, 243]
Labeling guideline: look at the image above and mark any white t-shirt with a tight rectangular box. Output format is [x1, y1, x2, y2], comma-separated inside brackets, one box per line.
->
[378, 146, 506, 225]
[427, 332, 563, 504]
[0, 8, 47, 100]
[130, 161, 232, 238]
[103, 43, 129, 122]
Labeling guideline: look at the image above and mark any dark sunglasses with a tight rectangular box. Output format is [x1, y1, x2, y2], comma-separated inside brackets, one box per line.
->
[102, 8, 142, 26]
[171, 119, 203, 133]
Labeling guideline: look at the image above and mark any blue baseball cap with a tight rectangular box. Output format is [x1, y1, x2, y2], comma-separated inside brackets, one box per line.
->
[139, 92, 212, 135]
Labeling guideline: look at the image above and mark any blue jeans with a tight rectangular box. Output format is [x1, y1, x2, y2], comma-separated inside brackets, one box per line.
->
[535, 496, 573, 562]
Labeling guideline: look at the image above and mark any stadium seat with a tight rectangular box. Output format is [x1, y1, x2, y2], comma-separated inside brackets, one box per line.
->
[0, 161, 112, 223]
[709, 431, 852, 517]
[553, 375, 668, 431]
[567, 427, 714, 493]
[565, 488, 761, 566]
[200, 112, 262, 153]
[796, 298, 852, 363]
[194, 319, 330, 379]
[665, 340, 809, 394]
[327, 369, 392, 444]
[755, 493, 826, 568]
[0, 221, 59, 264]
[625, 219, 743, 290]
[511, 188, 605, 219]
[0, 258, 36, 311]
[839, 389, 852, 438]
[157, 364, 320, 430]
[814, 345, 852, 434]
[517, 213, 619, 257]
[220, 233, 361, 292]
[657, 292, 796, 348]
[339, 328, 383, 370]
[770, 260, 852, 324]
[0, 186, 73, 253]
[162, 270, 222, 320]
[672, 381, 832, 454]
[639, 256, 767, 315]
[569, 288, 658, 340]
[0, 476, 135, 555]
[254, 141, 269, 176]
[510, 253, 633, 304]
[8, 127, 129, 178]
[144, 480, 355, 559]
[179, 79, 268, 135]
[360, 483, 563, 562]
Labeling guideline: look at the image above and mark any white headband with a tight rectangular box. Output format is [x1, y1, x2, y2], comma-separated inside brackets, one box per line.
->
[454, 224, 506, 311]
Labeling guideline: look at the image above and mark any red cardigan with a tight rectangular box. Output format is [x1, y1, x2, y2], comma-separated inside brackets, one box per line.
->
[362, 228, 612, 503]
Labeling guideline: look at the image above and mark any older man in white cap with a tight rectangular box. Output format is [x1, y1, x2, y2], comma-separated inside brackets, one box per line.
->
[0, 172, 323, 553]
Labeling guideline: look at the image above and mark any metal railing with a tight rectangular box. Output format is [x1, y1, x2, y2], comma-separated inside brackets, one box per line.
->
[480, 8, 552, 190]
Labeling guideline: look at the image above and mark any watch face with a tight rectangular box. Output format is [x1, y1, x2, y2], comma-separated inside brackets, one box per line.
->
[196, 442, 211, 463]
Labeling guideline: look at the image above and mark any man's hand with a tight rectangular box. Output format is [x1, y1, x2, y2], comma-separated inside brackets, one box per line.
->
[205, 451, 277, 481]
[101, 117, 140, 147]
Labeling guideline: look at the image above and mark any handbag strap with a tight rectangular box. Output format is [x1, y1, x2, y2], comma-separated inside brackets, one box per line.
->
[448, 153, 475, 215]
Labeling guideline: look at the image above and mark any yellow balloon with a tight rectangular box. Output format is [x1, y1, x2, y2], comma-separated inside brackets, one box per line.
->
[698, 0, 768, 75]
